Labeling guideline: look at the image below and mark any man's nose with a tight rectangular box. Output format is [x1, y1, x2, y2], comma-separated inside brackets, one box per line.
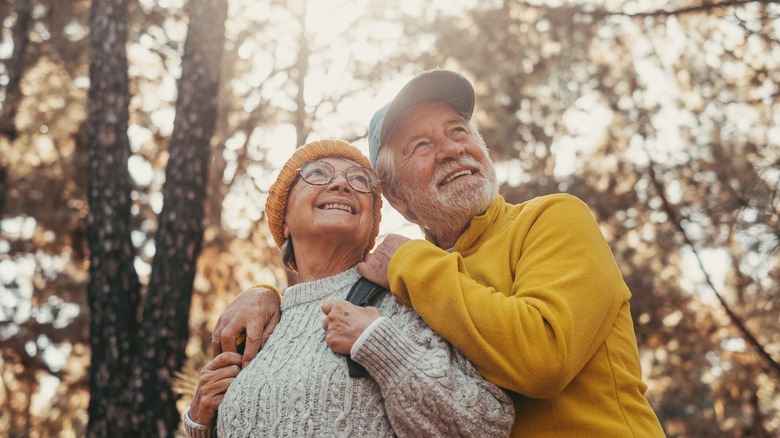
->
[436, 138, 465, 162]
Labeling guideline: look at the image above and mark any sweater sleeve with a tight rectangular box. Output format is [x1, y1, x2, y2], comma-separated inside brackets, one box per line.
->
[182, 407, 216, 438]
[351, 305, 514, 438]
[388, 194, 630, 398]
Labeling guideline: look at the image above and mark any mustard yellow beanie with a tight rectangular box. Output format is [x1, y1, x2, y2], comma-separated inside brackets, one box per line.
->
[265, 139, 383, 256]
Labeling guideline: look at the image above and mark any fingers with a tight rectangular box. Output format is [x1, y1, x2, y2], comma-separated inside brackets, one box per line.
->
[192, 352, 243, 425]
[211, 286, 282, 359]
[206, 351, 243, 370]
[359, 238, 404, 289]
[320, 299, 347, 331]
[358, 234, 411, 290]
[321, 301, 381, 355]
[321, 299, 342, 334]
[237, 304, 283, 368]
[219, 319, 243, 357]
[211, 314, 226, 357]
[197, 353, 243, 403]
[255, 313, 281, 367]
[356, 261, 371, 281]
[241, 324, 262, 368]
[212, 310, 243, 358]
[357, 257, 390, 289]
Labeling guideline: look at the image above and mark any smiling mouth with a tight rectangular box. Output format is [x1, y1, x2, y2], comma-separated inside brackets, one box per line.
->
[439, 169, 475, 186]
[320, 203, 355, 214]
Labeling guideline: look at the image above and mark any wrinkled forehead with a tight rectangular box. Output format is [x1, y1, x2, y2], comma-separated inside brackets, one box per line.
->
[387, 101, 467, 145]
[312, 156, 362, 170]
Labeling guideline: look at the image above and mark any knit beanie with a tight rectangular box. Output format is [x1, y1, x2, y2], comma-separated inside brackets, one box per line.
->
[265, 139, 383, 256]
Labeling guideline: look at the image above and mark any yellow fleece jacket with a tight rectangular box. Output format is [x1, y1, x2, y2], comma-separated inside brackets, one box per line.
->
[388, 194, 665, 437]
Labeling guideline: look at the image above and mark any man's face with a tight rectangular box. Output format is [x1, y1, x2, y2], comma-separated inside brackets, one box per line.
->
[384, 100, 498, 239]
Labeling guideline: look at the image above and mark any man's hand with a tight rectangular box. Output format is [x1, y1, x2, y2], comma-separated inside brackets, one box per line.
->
[189, 352, 242, 426]
[321, 300, 381, 355]
[357, 234, 410, 289]
[211, 287, 281, 368]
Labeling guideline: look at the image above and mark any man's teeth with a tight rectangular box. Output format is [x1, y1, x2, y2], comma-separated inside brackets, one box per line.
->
[444, 170, 473, 184]
[323, 204, 353, 213]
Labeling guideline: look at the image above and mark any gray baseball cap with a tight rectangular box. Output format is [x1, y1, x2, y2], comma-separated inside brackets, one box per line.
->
[368, 69, 475, 166]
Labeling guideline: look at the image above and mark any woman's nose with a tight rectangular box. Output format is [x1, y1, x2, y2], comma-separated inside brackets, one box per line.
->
[327, 170, 351, 192]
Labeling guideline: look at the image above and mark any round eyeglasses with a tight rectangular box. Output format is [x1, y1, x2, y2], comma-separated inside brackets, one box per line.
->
[296, 160, 379, 193]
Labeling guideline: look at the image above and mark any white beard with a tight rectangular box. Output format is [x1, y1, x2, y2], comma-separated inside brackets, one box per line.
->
[398, 156, 499, 246]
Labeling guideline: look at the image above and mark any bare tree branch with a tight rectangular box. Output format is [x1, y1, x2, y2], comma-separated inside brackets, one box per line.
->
[646, 162, 780, 377]
[610, 0, 779, 18]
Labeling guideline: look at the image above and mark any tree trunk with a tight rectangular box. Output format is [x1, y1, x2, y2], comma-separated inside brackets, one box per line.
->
[127, 0, 228, 433]
[0, 0, 32, 201]
[0, 164, 7, 218]
[0, 0, 32, 141]
[85, 0, 140, 435]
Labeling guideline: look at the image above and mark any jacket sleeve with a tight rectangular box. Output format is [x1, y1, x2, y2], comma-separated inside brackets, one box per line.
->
[351, 301, 514, 438]
[387, 194, 629, 398]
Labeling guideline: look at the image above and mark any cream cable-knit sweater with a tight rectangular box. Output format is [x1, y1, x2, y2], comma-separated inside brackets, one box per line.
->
[184, 268, 513, 437]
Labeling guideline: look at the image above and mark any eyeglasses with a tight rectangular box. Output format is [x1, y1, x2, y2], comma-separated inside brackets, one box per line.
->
[296, 160, 379, 193]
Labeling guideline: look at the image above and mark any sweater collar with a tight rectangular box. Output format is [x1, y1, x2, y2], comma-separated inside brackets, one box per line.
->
[281, 267, 360, 310]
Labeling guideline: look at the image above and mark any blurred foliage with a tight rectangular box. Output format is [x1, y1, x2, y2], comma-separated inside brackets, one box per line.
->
[0, 0, 778, 436]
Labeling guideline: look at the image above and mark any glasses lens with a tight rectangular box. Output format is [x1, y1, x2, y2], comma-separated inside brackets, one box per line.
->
[299, 161, 377, 193]
[345, 167, 376, 193]
[299, 161, 334, 185]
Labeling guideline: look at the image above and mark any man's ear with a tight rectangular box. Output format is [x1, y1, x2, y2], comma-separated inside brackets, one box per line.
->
[382, 185, 418, 224]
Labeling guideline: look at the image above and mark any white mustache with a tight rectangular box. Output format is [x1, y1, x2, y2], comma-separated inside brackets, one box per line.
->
[432, 157, 484, 184]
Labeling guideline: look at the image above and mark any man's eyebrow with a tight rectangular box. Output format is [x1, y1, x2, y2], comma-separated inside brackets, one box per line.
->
[445, 116, 468, 125]
[401, 133, 426, 153]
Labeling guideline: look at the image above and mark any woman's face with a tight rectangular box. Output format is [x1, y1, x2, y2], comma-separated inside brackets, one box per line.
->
[283, 157, 376, 251]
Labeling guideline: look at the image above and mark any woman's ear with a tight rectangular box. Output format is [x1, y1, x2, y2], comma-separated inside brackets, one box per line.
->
[283, 223, 290, 239]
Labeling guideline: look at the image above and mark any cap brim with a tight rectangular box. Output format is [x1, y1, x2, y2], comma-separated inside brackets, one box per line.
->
[379, 70, 475, 145]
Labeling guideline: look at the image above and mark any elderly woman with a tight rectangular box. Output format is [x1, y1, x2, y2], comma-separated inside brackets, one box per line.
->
[183, 139, 513, 437]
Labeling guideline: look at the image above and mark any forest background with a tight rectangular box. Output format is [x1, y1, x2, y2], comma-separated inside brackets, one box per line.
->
[1, 0, 778, 436]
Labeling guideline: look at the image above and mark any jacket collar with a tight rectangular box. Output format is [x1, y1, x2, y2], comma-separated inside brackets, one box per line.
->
[422, 195, 505, 252]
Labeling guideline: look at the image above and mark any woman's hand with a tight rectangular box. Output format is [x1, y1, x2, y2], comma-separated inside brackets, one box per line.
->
[321, 300, 381, 354]
[189, 352, 243, 426]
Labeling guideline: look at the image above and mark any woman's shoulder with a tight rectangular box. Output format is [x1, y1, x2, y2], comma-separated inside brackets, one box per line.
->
[369, 291, 481, 374]
[373, 291, 411, 315]
[373, 292, 441, 338]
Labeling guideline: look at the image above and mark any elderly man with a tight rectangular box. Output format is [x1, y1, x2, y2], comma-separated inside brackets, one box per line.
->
[213, 70, 665, 437]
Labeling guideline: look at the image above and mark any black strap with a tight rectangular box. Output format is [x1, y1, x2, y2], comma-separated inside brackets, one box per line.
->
[345, 277, 387, 377]
[346, 277, 386, 307]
